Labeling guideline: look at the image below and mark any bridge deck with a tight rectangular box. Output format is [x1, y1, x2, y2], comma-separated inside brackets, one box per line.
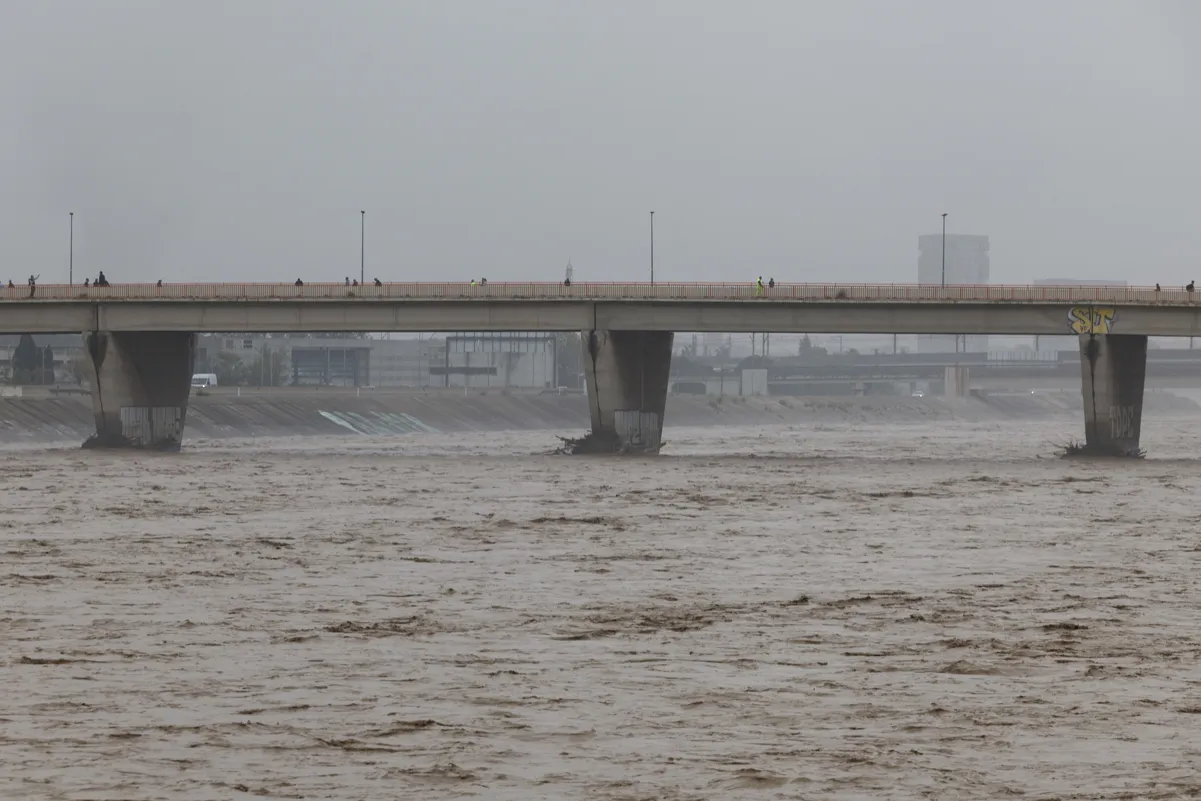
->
[0, 281, 1193, 305]
[2, 282, 1198, 336]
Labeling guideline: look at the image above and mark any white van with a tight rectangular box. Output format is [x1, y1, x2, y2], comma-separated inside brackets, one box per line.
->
[191, 373, 218, 388]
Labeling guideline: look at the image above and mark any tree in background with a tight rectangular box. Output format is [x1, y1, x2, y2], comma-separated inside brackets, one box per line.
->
[11, 334, 38, 380]
[212, 348, 291, 387]
[737, 354, 774, 370]
[245, 347, 290, 387]
[7, 338, 56, 385]
[670, 355, 702, 377]
[213, 351, 249, 386]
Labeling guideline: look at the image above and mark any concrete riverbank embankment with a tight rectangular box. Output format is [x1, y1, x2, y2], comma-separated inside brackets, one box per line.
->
[0, 389, 1198, 445]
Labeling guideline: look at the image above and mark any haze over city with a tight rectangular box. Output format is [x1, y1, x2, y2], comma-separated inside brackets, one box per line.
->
[4, 0, 1199, 285]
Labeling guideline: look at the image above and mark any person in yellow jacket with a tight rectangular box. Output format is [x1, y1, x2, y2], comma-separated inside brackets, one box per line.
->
[755, 276, 764, 297]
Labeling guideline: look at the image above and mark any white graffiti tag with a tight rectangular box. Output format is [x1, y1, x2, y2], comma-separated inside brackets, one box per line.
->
[1109, 404, 1136, 440]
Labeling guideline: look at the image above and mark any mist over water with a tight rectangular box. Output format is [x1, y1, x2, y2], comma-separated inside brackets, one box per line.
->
[4, 419, 1201, 799]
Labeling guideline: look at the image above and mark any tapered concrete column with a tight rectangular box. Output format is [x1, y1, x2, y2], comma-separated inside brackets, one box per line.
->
[581, 330, 673, 453]
[82, 331, 196, 450]
[1079, 333, 1147, 456]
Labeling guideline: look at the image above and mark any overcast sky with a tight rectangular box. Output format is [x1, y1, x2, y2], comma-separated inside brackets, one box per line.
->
[3, 0, 1199, 286]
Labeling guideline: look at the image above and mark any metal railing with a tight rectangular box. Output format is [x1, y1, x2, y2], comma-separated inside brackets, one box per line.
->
[0, 281, 1193, 304]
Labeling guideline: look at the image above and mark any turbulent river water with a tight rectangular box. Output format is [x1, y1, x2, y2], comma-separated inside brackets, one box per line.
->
[4, 419, 1201, 800]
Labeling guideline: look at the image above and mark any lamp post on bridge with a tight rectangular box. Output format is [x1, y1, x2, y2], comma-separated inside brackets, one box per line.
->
[649, 211, 655, 286]
[360, 210, 365, 285]
[69, 213, 74, 286]
[940, 213, 947, 288]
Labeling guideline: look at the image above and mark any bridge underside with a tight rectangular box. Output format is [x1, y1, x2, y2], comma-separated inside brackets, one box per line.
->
[68, 329, 1151, 458]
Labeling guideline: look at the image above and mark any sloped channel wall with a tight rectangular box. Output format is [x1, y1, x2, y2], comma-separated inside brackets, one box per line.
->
[0, 390, 1197, 445]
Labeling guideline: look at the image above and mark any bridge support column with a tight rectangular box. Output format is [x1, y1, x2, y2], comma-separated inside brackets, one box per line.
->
[1078, 333, 1146, 456]
[82, 331, 196, 451]
[944, 366, 970, 397]
[580, 330, 673, 453]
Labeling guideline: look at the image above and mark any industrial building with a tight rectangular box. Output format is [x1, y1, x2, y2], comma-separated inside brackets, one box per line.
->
[435, 333, 558, 389]
[194, 332, 560, 388]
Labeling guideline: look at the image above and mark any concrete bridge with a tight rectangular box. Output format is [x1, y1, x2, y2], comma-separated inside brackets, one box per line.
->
[1, 281, 1193, 456]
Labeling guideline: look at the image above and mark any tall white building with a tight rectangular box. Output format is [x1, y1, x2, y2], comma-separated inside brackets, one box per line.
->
[917, 233, 990, 353]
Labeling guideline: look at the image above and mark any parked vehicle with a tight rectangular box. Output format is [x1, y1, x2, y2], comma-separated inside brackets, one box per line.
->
[191, 373, 218, 388]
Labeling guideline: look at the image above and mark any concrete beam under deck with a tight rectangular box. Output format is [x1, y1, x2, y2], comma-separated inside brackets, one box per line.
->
[594, 302, 1201, 336]
[96, 301, 597, 334]
[4, 300, 1201, 337]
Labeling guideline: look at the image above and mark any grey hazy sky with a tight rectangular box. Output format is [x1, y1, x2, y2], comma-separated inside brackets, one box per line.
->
[3, 0, 1199, 285]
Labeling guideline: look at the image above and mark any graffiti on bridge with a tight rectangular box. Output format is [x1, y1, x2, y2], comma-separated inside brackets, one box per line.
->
[1067, 306, 1117, 335]
[1109, 404, 1137, 440]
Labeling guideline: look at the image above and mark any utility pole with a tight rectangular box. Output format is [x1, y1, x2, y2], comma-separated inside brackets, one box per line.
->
[649, 211, 655, 285]
[69, 213, 74, 286]
[360, 210, 365, 285]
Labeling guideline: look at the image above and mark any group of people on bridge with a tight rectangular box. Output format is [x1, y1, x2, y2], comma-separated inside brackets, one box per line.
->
[755, 277, 778, 296]
[292, 277, 385, 287]
[5, 273, 166, 297]
[7, 274, 51, 298]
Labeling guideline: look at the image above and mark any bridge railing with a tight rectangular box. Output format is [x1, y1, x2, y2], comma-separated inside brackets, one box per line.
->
[0, 281, 1193, 303]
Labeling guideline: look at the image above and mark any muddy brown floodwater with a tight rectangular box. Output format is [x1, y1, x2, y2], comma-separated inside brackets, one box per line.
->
[5, 419, 1201, 800]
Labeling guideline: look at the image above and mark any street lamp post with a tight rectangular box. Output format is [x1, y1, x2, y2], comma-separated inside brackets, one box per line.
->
[360, 210, 365, 285]
[940, 213, 947, 288]
[649, 211, 655, 285]
[69, 213, 74, 286]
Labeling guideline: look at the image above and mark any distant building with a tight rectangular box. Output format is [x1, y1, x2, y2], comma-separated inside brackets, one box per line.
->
[194, 332, 559, 388]
[435, 333, 558, 389]
[918, 234, 990, 286]
[917, 233, 990, 353]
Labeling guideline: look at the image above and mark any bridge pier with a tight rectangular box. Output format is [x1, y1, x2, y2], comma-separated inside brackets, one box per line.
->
[82, 331, 196, 450]
[1078, 333, 1147, 456]
[580, 330, 673, 453]
[944, 366, 970, 397]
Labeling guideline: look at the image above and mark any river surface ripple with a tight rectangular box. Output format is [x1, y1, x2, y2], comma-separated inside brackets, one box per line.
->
[4, 420, 1201, 800]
